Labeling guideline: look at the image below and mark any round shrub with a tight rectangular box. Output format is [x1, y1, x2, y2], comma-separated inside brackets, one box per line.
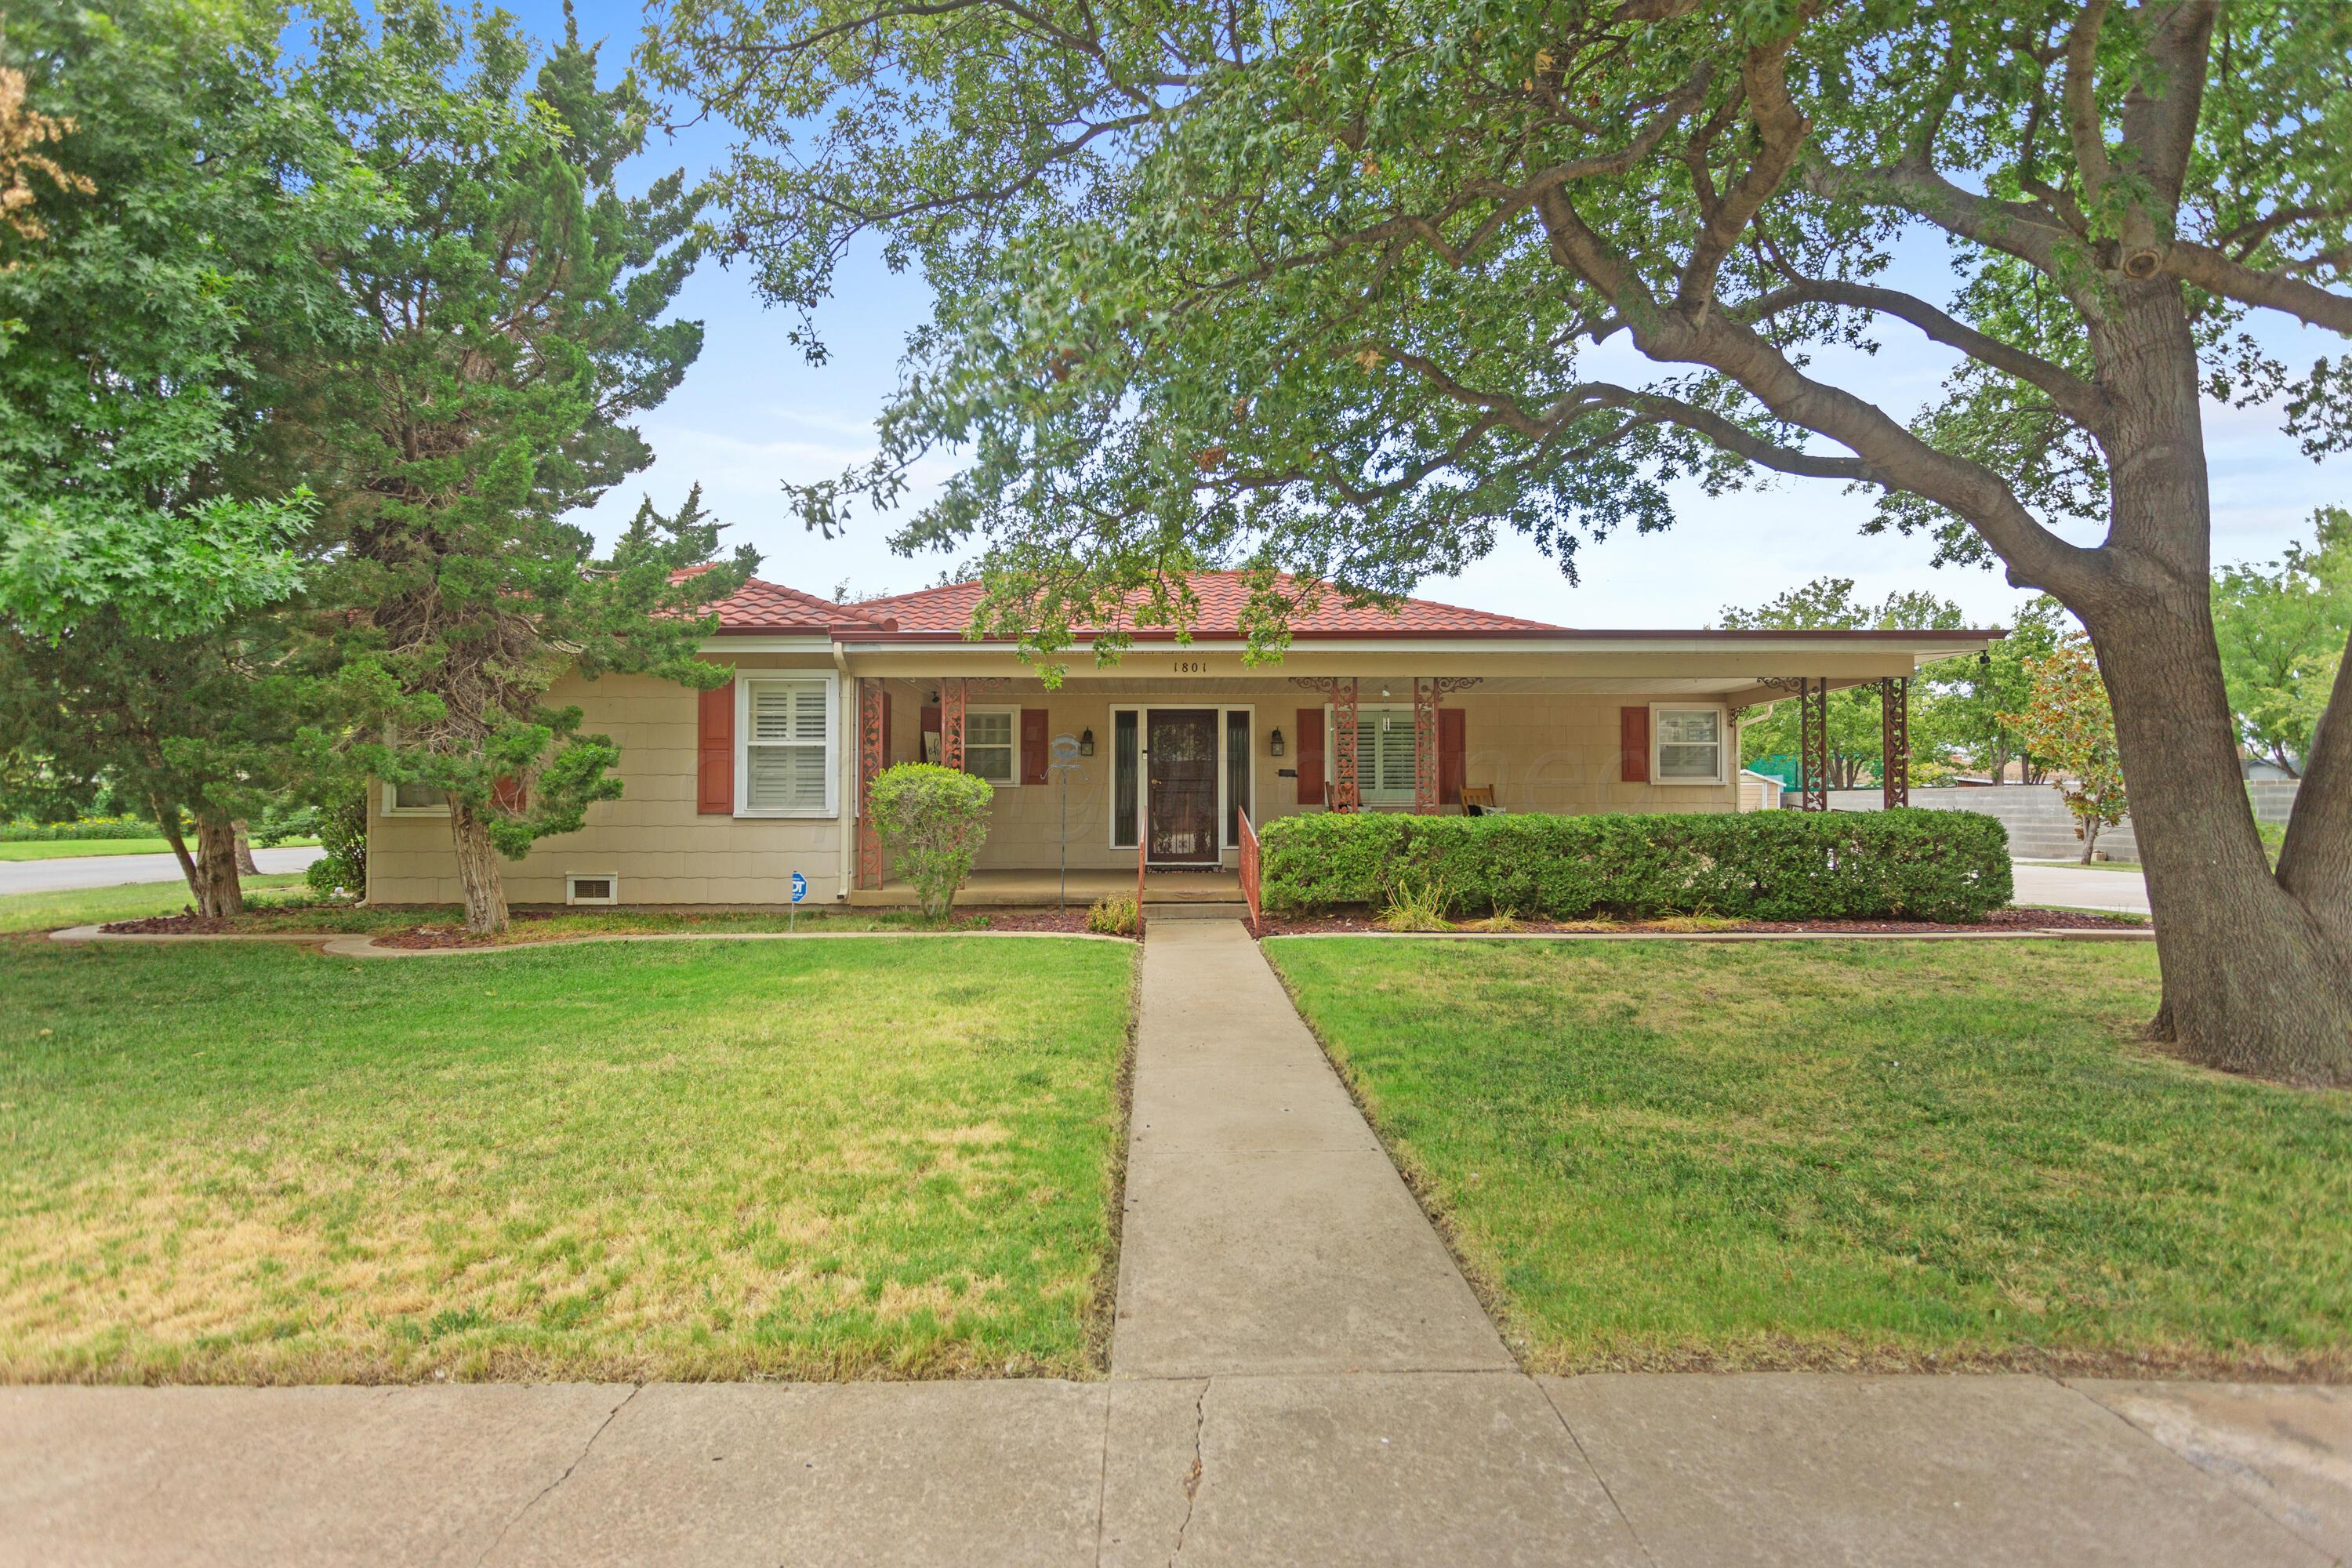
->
[868, 763, 996, 921]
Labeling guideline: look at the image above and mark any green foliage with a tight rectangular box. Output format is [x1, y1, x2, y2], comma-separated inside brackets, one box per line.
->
[2212, 507, 2352, 775]
[1085, 892, 1139, 936]
[1916, 596, 2070, 785]
[2001, 634, 2129, 862]
[1258, 809, 2013, 924]
[0, 816, 154, 842]
[303, 794, 368, 899]
[867, 763, 995, 921]
[292, 3, 751, 895]
[0, 0, 370, 637]
[1721, 577, 1967, 787]
[648, 0, 2352, 661]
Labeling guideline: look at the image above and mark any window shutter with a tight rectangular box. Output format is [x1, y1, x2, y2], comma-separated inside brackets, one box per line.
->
[491, 775, 528, 812]
[698, 681, 735, 813]
[1439, 708, 1466, 805]
[1295, 706, 1325, 805]
[920, 703, 940, 761]
[1021, 708, 1049, 785]
[1620, 706, 1650, 784]
[879, 691, 892, 769]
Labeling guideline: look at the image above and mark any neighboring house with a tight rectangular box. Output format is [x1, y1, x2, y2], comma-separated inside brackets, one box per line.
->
[367, 572, 2001, 907]
[1737, 768, 1786, 812]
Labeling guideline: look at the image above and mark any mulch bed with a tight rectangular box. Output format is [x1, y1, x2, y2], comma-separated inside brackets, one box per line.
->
[100, 906, 1112, 947]
[1250, 906, 2147, 938]
[96, 910, 238, 935]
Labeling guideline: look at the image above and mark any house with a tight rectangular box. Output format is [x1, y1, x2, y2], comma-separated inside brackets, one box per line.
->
[366, 572, 2002, 908]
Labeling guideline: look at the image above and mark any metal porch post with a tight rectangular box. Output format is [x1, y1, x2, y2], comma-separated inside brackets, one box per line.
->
[1881, 676, 1911, 809]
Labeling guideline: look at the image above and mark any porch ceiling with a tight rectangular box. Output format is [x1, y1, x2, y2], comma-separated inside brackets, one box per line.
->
[857, 673, 1883, 698]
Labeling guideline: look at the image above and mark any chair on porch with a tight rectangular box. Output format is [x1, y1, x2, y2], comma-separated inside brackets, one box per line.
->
[1459, 785, 1498, 816]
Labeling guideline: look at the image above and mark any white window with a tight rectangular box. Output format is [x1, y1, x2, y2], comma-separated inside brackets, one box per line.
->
[381, 779, 447, 817]
[963, 706, 1017, 786]
[1653, 704, 1728, 784]
[566, 873, 619, 906]
[1328, 706, 1419, 807]
[737, 674, 838, 816]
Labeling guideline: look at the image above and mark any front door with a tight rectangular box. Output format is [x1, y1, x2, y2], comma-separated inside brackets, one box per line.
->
[1147, 709, 1220, 864]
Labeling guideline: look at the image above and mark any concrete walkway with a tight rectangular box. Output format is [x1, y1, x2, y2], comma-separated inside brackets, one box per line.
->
[2013, 859, 2153, 914]
[4, 920, 2345, 1565]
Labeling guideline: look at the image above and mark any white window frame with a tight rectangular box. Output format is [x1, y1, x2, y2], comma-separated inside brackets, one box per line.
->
[961, 705, 1021, 788]
[565, 872, 619, 907]
[735, 671, 840, 818]
[379, 779, 448, 818]
[1650, 702, 1731, 786]
[1323, 704, 1421, 808]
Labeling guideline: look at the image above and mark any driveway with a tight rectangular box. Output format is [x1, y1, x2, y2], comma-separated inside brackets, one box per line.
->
[0, 846, 322, 897]
[2012, 860, 2152, 915]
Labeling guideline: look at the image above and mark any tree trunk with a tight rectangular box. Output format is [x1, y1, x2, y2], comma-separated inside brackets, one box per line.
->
[2079, 815, 2099, 866]
[152, 798, 201, 908]
[190, 812, 245, 919]
[233, 822, 260, 876]
[2085, 597, 2352, 1086]
[448, 795, 509, 935]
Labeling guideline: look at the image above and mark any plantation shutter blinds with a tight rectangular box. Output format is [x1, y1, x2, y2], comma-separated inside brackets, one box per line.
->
[1342, 710, 1417, 804]
[745, 680, 829, 812]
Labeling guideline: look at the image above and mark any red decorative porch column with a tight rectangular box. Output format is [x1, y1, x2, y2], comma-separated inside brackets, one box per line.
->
[1413, 679, 1439, 814]
[939, 678, 967, 772]
[856, 678, 885, 890]
[1331, 677, 1359, 810]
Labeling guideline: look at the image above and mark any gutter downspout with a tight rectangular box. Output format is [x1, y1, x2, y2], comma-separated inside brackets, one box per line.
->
[834, 643, 855, 901]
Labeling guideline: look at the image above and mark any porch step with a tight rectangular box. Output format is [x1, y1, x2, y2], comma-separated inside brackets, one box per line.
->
[1144, 900, 1251, 922]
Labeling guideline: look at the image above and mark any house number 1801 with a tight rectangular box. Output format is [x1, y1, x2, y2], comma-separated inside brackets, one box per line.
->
[1171, 659, 1210, 673]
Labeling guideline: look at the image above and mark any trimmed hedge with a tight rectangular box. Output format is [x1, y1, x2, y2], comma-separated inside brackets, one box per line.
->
[1258, 808, 2013, 924]
[0, 816, 157, 842]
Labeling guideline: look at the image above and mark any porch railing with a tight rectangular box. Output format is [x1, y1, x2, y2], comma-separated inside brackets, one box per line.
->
[1237, 808, 1261, 928]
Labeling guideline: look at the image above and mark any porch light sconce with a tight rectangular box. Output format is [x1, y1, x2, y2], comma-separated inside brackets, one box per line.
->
[1079, 728, 1095, 757]
[1269, 728, 1286, 757]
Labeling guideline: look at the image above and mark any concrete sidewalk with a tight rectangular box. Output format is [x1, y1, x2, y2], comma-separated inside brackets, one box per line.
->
[2013, 859, 2154, 914]
[3, 920, 2344, 1565]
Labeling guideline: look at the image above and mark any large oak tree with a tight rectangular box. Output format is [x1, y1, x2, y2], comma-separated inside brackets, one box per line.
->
[650, 0, 2352, 1082]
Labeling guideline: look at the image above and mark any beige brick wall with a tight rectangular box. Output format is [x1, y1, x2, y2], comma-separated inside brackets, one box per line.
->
[369, 677, 1737, 904]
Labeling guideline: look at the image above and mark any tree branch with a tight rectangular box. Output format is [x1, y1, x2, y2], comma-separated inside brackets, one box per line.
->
[2163, 241, 2352, 333]
[1738, 277, 2116, 433]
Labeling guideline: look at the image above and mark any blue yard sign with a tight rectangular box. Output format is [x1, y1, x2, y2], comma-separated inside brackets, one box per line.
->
[790, 871, 808, 903]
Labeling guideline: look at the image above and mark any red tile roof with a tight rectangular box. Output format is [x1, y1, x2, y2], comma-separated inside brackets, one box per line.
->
[842, 572, 1565, 638]
[690, 572, 901, 633]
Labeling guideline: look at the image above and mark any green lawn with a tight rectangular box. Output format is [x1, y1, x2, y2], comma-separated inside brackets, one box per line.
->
[0, 876, 312, 935]
[0, 937, 1134, 1383]
[1266, 938, 2352, 1377]
[0, 837, 318, 862]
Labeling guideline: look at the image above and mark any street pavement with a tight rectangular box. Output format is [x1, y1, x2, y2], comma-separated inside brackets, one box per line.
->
[0, 845, 321, 898]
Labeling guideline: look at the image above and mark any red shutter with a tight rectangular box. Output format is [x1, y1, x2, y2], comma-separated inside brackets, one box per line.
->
[1021, 708, 1049, 785]
[880, 692, 892, 768]
[920, 703, 940, 764]
[491, 775, 528, 812]
[1438, 708, 1466, 805]
[698, 681, 735, 813]
[1620, 706, 1650, 784]
[1295, 706, 1326, 805]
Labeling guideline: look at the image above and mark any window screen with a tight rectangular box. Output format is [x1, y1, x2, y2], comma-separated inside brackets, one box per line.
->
[1225, 710, 1250, 844]
[1112, 710, 1138, 847]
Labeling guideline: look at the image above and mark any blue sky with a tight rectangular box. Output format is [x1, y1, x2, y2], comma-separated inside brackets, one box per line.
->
[537, 0, 2346, 630]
